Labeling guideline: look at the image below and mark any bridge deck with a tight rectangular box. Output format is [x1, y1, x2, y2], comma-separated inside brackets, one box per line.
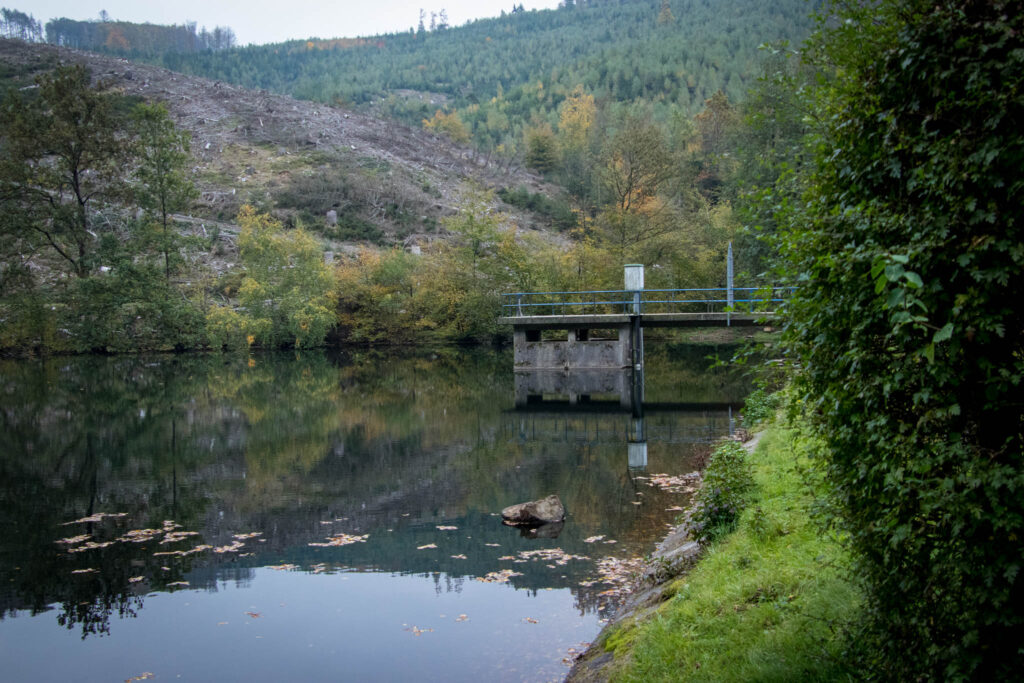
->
[498, 312, 772, 329]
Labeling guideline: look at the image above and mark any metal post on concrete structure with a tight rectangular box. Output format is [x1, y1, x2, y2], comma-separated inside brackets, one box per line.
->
[624, 264, 644, 314]
[726, 241, 734, 327]
[624, 264, 645, 370]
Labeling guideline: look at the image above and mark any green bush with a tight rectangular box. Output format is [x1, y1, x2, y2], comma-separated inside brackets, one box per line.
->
[741, 387, 780, 427]
[775, 1, 1024, 678]
[690, 440, 754, 545]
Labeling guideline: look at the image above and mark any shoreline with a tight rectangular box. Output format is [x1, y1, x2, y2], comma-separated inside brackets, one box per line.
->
[566, 431, 764, 681]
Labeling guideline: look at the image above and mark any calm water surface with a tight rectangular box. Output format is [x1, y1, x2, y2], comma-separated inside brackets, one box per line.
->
[0, 346, 747, 682]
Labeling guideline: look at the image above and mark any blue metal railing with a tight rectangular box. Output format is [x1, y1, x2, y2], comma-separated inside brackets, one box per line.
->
[501, 287, 794, 317]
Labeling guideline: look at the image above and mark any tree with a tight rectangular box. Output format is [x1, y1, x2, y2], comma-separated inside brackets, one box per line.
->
[778, 1, 1024, 678]
[0, 65, 131, 278]
[524, 123, 559, 174]
[132, 102, 198, 279]
[208, 206, 336, 349]
[657, 0, 675, 25]
[422, 109, 471, 144]
[0, 8, 43, 41]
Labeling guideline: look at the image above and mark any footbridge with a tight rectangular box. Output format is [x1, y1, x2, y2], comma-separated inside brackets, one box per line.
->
[499, 257, 790, 371]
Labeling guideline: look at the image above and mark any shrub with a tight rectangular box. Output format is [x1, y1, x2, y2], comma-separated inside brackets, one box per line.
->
[690, 440, 754, 545]
[776, 1, 1024, 678]
[741, 387, 780, 427]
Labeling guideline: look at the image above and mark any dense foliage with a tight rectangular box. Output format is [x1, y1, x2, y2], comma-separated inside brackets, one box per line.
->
[775, 1, 1024, 678]
[153, 0, 817, 153]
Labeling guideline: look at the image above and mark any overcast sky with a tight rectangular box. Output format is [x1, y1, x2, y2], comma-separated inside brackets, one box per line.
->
[11, 1, 563, 45]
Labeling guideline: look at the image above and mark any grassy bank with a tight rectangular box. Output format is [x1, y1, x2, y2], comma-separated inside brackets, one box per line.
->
[590, 424, 862, 681]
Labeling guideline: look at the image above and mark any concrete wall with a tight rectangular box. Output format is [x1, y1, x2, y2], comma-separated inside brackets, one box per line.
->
[513, 325, 633, 370]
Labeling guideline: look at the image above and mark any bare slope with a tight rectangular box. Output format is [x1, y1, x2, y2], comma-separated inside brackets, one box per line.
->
[0, 39, 562, 252]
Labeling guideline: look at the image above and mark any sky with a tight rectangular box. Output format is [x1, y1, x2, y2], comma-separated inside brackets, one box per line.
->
[12, 0, 563, 45]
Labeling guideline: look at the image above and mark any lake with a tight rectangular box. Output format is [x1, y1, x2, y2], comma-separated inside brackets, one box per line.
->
[0, 346, 747, 682]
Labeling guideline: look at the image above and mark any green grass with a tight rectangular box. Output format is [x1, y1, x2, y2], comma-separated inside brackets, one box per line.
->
[607, 425, 862, 682]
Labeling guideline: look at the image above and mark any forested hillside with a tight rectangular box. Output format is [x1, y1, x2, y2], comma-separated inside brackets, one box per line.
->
[157, 0, 817, 152]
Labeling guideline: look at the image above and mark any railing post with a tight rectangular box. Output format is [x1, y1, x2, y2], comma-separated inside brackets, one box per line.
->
[726, 241, 734, 327]
[516, 294, 523, 316]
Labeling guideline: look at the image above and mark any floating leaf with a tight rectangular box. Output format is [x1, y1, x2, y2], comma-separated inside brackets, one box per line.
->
[56, 534, 91, 545]
[62, 512, 127, 525]
[417, 543, 437, 550]
[476, 569, 523, 583]
[436, 525, 458, 531]
[309, 533, 368, 548]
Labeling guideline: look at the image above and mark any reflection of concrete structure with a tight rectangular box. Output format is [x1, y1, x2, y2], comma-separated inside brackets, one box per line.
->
[511, 365, 739, 471]
[514, 368, 637, 408]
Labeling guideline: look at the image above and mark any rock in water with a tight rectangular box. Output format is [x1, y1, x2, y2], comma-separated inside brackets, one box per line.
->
[501, 495, 566, 526]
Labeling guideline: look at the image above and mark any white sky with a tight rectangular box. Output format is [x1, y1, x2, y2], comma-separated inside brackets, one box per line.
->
[12, 0, 563, 45]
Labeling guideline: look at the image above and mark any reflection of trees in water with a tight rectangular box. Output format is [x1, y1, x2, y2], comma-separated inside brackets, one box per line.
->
[0, 348, 739, 635]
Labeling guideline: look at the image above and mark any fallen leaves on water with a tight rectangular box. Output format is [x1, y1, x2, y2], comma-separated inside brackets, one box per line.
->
[645, 472, 700, 494]
[71, 568, 97, 575]
[67, 540, 116, 553]
[582, 535, 605, 544]
[517, 548, 590, 566]
[436, 525, 458, 531]
[167, 581, 190, 588]
[522, 617, 539, 624]
[55, 534, 91, 546]
[476, 569, 523, 584]
[153, 544, 212, 557]
[160, 531, 199, 544]
[124, 672, 154, 682]
[119, 529, 163, 543]
[246, 611, 261, 619]
[666, 506, 686, 512]
[583, 556, 646, 599]
[450, 554, 467, 560]
[485, 543, 501, 547]
[310, 563, 328, 574]
[403, 625, 434, 636]
[267, 564, 299, 571]
[562, 642, 592, 666]
[455, 614, 469, 622]
[61, 512, 127, 525]
[129, 576, 144, 583]
[213, 541, 246, 553]
[234, 532, 262, 540]
[417, 543, 437, 550]
[497, 555, 516, 561]
[308, 533, 369, 548]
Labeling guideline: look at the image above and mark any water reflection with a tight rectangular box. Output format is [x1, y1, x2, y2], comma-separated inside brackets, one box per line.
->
[511, 364, 742, 472]
[0, 347, 747, 680]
